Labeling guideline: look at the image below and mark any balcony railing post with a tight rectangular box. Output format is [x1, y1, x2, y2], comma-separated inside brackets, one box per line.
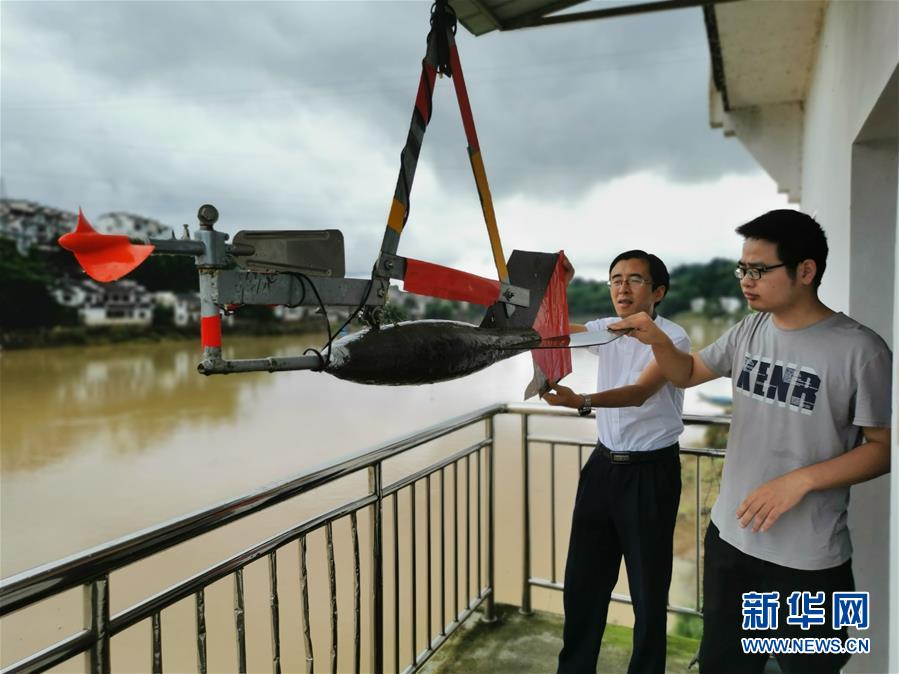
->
[484, 415, 497, 623]
[520, 413, 533, 615]
[695, 456, 702, 613]
[369, 464, 384, 674]
[84, 575, 111, 674]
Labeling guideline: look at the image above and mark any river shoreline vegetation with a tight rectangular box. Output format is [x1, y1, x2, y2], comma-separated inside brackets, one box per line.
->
[1, 235, 747, 350]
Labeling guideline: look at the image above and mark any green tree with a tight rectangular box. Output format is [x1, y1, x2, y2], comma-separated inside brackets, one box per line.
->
[235, 305, 276, 323]
[0, 240, 70, 330]
[130, 255, 198, 292]
[381, 301, 409, 324]
[423, 299, 456, 320]
[566, 278, 614, 320]
[152, 304, 174, 328]
[665, 258, 741, 316]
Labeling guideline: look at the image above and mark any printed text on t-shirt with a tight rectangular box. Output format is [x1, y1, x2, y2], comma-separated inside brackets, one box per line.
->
[736, 353, 820, 415]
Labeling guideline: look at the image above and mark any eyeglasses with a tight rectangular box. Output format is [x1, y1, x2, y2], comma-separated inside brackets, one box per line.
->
[606, 276, 652, 289]
[734, 263, 786, 280]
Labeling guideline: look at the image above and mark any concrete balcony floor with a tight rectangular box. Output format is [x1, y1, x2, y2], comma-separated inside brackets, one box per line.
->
[422, 604, 701, 673]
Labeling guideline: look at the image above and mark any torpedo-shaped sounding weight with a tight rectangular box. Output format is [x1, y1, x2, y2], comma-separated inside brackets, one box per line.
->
[325, 320, 539, 386]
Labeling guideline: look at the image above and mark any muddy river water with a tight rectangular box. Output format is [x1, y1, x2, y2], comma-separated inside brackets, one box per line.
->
[1, 319, 730, 672]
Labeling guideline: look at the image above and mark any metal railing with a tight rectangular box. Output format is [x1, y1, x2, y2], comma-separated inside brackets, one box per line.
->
[513, 404, 729, 618]
[0, 404, 502, 674]
[0, 403, 729, 674]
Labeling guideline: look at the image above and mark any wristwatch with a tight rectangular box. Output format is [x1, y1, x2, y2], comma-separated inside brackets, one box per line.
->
[577, 394, 592, 417]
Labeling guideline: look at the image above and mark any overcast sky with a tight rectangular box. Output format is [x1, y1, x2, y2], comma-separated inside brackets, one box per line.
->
[1, 0, 790, 280]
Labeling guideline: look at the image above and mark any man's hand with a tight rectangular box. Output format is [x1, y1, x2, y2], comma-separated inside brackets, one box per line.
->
[542, 383, 580, 408]
[608, 312, 668, 345]
[736, 471, 813, 533]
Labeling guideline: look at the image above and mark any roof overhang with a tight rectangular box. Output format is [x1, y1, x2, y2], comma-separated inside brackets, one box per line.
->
[452, 0, 742, 37]
[705, 0, 827, 202]
[705, 0, 826, 112]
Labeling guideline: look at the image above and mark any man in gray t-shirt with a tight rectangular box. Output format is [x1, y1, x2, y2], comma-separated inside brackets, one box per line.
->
[700, 311, 890, 570]
[611, 210, 891, 674]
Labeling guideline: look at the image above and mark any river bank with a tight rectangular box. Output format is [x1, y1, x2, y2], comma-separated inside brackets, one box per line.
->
[0, 318, 327, 350]
[1, 310, 738, 351]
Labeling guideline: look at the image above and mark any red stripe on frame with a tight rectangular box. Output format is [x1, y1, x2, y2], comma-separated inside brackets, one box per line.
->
[404, 258, 500, 306]
[201, 315, 222, 348]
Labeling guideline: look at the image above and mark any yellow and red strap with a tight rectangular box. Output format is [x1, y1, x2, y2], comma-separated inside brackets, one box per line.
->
[379, 1, 509, 300]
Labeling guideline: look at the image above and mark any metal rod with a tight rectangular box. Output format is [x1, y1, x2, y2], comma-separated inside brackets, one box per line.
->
[550, 442, 557, 583]
[521, 414, 532, 614]
[425, 475, 433, 643]
[143, 238, 207, 255]
[527, 577, 702, 617]
[525, 432, 726, 449]
[350, 511, 361, 674]
[695, 456, 702, 613]
[0, 630, 92, 674]
[151, 612, 162, 674]
[382, 439, 490, 497]
[392, 492, 400, 674]
[142, 237, 255, 258]
[234, 569, 247, 674]
[679, 446, 726, 457]
[299, 536, 314, 674]
[85, 575, 110, 674]
[439, 469, 446, 635]
[484, 416, 496, 622]
[506, 402, 731, 422]
[453, 461, 459, 621]
[526, 433, 591, 445]
[196, 589, 208, 674]
[369, 464, 384, 674]
[465, 454, 471, 608]
[269, 551, 282, 674]
[327, 522, 338, 674]
[198, 269, 223, 378]
[198, 354, 323, 375]
[476, 446, 482, 599]
[410, 482, 418, 666]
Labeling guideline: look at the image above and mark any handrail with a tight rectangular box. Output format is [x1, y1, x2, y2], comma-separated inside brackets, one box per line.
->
[515, 404, 731, 620]
[1, 402, 732, 674]
[108, 494, 375, 636]
[0, 403, 505, 617]
[506, 402, 732, 427]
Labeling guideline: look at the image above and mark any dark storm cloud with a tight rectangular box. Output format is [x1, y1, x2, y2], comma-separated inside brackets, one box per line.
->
[2, 1, 754, 203]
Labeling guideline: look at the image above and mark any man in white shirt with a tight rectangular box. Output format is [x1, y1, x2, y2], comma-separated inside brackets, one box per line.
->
[544, 250, 690, 674]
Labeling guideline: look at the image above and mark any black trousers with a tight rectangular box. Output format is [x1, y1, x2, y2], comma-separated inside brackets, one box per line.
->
[557, 443, 681, 674]
[699, 522, 855, 674]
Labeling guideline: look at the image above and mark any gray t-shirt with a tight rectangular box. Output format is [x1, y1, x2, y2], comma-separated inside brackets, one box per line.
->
[699, 311, 892, 570]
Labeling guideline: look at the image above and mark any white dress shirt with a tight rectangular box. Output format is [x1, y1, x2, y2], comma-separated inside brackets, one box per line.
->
[585, 315, 691, 452]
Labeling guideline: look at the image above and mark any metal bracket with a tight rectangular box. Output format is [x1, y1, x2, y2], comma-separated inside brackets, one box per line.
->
[214, 271, 384, 308]
[194, 205, 231, 268]
[499, 282, 529, 309]
[376, 253, 407, 280]
[232, 230, 345, 276]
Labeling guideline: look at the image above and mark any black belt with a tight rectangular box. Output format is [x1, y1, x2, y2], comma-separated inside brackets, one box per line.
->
[597, 441, 679, 464]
